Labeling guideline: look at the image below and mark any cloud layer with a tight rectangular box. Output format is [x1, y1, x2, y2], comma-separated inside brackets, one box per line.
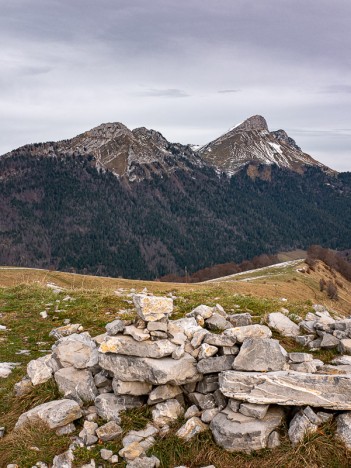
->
[1, 0, 350, 170]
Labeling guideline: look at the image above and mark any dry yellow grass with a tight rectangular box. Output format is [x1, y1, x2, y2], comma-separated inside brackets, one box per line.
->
[1, 259, 351, 316]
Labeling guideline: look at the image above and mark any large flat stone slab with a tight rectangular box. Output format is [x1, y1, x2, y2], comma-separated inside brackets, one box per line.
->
[233, 338, 287, 372]
[15, 399, 82, 429]
[220, 371, 351, 410]
[99, 336, 176, 358]
[210, 407, 284, 452]
[99, 353, 201, 385]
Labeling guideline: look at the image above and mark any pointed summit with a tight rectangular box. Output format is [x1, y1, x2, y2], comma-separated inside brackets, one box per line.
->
[233, 115, 269, 133]
[198, 115, 332, 175]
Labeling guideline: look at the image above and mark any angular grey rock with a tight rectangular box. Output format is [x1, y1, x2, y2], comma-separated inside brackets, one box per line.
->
[54, 367, 98, 403]
[268, 312, 300, 337]
[52, 449, 74, 468]
[224, 325, 272, 343]
[169, 317, 202, 339]
[196, 374, 219, 394]
[56, 422, 76, 435]
[191, 329, 209, 348]
[307, 338, 322, 350]
[191, 305, 214, 319]
[198, 343, 218, 360]
[220, 370, 351, 409]
[100, 449, 113, 461]
[299, 320, 317, 334]
[332, 319, 351, 331]
[124, 325, 150, 342]
[233, 338, 287, 372]
[15, 399, 82, 429]
[96, 421, 122, 441]
[95, 393, 143, 421]
[113, 379, 152, 396]
[99, 335, 176, 358]
[317, 411, 334, 423]
[94, 371, 111, 389]
[150, 330, 168, 339]
[336, 413, 351, 449]
[333, 330, 348, 340]
[133, 294, 173, 322]
[27, 355, 53, 385]
[14, 377, 33, 396]
[49, 324, 81, 339]
[152, 399, 184, 427]
[147, 384, 182, 405]
[172, 345, 185, 360]
[197, 355, 234, 374]
[295, 335, 315, 347]
[267, 431, 280, 448]
[227, 313, 252, 327]
[339, 339, 351, 355]
[206, 314, 231, 331]
[289, 361, 320, 373]
[99, 353, 201, 385]
[184, 405, 201, 419]
[213, 304, 227, 317]
[176, 417, 208, 441]
[303, 406, 322, 425]
[320, 333, 340, 349]
[122, 424, 159, 447]
[210, 407, 284, 452]
[106, 319, 125, 335]
[288, 410, 318, 445]
[52, 333, 98, 369]
[219, 345, 240, 356]
[79, 420, 98, 446]
[239, 403, 269, 420]
[126, 456, 160, 468]
[188, 392, 216, 410]
[147, 321, 168, 333]
[228, 399, 240, 412]
[201, 408, 220, 423]
[331, 355, 351, 365]
[204, 334, 236, 347]
[289, 352, 313, 363]
[214, 389, 227, 410]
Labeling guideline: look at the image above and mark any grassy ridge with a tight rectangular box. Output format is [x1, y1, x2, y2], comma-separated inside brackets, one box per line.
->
[0, 270, 350, 466]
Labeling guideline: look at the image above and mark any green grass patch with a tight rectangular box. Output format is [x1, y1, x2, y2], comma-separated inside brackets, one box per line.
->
[0, 421, 72, 467]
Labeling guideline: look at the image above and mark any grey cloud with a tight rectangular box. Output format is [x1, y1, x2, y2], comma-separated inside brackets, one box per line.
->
[135, 88, 189, 98]
[323, 85, 351, 94]
[218, 90, 240, 94]
[0, 0, 350, 171]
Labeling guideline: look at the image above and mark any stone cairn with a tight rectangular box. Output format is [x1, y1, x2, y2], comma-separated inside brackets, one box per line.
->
[9, 296, 351, 467]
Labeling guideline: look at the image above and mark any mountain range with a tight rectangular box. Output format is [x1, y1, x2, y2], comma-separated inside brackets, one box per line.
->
[1, 115, 350, 279]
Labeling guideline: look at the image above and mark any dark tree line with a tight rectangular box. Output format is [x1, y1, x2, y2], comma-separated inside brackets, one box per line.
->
[1, 152, 351, 280]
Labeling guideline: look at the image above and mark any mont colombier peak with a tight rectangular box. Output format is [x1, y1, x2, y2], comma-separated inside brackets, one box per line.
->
[3, 115, 334, 179]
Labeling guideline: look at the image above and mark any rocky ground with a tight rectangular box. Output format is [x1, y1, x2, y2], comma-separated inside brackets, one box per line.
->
[1, 273, 351, 467]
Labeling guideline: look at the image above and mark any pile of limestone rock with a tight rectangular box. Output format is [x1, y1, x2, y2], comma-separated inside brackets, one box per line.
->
[8, 295, 351, 467]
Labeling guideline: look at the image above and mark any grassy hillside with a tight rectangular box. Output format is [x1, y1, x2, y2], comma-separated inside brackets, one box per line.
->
[1, 263, 351, 466]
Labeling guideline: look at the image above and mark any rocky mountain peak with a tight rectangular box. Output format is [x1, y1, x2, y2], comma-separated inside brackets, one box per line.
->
[85, 122, 130, 138]
[233, 115, 269, 133]
[271, 129, 301, 151]
[198, 115, 332, 176]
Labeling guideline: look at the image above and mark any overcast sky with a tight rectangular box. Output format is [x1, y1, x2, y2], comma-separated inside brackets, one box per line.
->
[1, 0, 351, 171]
